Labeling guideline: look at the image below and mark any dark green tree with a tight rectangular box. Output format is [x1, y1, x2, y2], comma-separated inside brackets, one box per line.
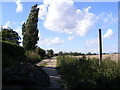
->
[0, 28, 20, 45]
[22, 4, 39, 50]
[87, 52, 92, 55]
[47, 49, 54, 58]
[49, 49, 54, 56]
[35, 47, 46, 58]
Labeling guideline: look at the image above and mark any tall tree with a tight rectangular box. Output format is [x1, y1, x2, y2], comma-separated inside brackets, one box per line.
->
[0, 28, 21, 45]
[22, 4, 39, 50]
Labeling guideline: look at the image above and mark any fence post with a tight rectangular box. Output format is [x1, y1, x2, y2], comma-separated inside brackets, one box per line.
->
[99, 29, 102, 66]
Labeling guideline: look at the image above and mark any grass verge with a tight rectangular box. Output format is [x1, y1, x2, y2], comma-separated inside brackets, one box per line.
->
[57, 56, 120, 88]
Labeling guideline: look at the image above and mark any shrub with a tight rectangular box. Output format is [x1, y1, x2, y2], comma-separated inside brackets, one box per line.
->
[2, 40, 25, 67]
[2, 40, 25, 57]
[57, 56, 120, 88]
[25, 51, 41, 63]
[35, 47, 46, 59]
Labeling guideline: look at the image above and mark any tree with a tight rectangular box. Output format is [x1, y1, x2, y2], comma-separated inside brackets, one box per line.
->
[0, 28, 20, 45]
[87, 52, 92, 55]
[22, 4, 39, 50]
[58, 51, 63, 56]
[93, 53, 97, 55]
[49, 49, 54, 56]
[35, 47, 46, 59]
[47, 49, 54, 58]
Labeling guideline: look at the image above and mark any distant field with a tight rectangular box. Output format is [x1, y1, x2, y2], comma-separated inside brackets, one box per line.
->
[71, 54, 119, 62]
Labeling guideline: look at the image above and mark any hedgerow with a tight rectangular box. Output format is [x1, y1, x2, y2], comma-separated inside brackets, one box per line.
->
[2, 40, 25, 57]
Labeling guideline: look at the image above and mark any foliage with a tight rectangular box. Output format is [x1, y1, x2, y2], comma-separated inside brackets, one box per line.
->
[25, 51, 41, 63]
[2, 40, 25, 67]
[57, 56, 120, 88]
[2, 40, 24, 57]
[86, 52, 92, 55]
[47, 49, 54, 58]
[22, 4, 39, 51]
[56, 52, 97, 56]
[54, 53, 59, 56]
[58, 51, 63, 56]
[0, 28, 21, 45]
[39, 63, 47, 67]
[3, 63, 50, 88]
[35, 47, 46, 59]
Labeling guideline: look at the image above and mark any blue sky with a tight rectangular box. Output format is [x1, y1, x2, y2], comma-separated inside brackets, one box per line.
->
[0, 0, 118, 53]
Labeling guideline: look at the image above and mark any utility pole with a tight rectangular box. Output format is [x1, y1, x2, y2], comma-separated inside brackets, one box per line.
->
[99, 29, 102, 66]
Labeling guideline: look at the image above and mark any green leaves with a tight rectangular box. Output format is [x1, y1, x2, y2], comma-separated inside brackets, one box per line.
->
[35, 47, 46, 59]
[57, 56, 120, 88]
[0, 28, 21, 45]
[22, 4, 39, 51]
[47, 49, 54, 58]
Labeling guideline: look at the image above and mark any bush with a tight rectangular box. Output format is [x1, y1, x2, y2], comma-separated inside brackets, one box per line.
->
[2, 41, 25, 67]
[3, 63, 50, 88]
[57, 56, 120, 88]
[2, 40, 25, 57]
[25, 51, 41, 63]
[35, 47, 46, 59]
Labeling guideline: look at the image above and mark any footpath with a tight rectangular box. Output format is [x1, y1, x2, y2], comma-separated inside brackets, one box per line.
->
[36, 57, 65, 88]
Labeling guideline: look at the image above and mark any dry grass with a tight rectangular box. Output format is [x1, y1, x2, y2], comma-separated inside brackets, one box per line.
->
[71, 54, 119, 62]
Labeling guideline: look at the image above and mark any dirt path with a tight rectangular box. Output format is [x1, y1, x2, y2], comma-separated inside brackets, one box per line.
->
[36, 57, 64, 88]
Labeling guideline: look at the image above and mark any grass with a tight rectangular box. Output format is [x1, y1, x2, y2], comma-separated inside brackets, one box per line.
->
[25, 51, 41, 64]
[72, 54, 118, 62]
[39, 63, 47, 67]
[57, 56, 120, 88]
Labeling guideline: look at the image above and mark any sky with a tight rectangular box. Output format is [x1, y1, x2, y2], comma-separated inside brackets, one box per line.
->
[0, 0, 118, 53]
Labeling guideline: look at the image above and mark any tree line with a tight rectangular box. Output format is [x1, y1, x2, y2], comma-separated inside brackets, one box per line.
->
[54, 51, 98, 56]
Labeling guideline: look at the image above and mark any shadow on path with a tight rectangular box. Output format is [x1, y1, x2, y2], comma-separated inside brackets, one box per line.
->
[43, 67, 61, 88]
[36, 57, 65, 88]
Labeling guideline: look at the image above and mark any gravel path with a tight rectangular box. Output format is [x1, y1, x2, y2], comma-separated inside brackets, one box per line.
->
[36, 57, 64, 88]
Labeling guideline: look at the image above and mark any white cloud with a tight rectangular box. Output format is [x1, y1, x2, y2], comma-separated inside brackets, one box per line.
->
[21, 21, 25, 25]
[39, 37, 64, 46]
[86, 38, 98, 46]
[12, 21, 16, 25]
[68, 36, 74, 40]
[98, 13, 118, 28]
[14, 27, 22, 38]
[104, 13, 118, 23]
[1, 21, 21, 29]
[37, 5, 47, 20]
[103, 29, 113, 39]
[1, 21, 23, 30]
[86, 28, 113, 51]
[16, 0, 23, 13]
[2, 21, 11, 29]
[86, 29, 113, 46]
[14, 27, 23, 46]
[38, 0, 97, 37]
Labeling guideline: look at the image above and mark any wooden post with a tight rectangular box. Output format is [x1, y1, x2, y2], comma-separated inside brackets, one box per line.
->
[99, 29, 102, 66]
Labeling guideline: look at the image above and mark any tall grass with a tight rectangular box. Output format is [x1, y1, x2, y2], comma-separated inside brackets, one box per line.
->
[57, 56, 120, 88]
[25, 51, 41, 64]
